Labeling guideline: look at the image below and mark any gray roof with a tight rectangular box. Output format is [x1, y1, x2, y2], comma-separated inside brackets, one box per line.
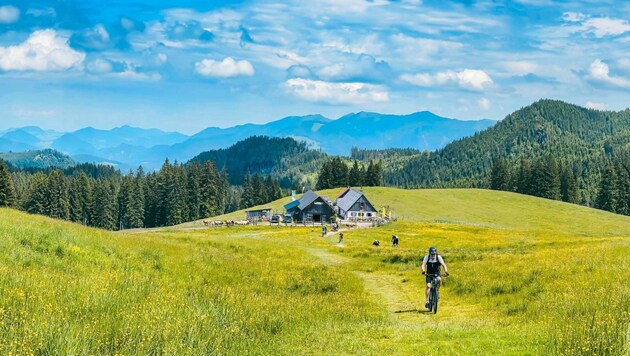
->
[298, 189, 321, 210]
[336, 189, 374, 212]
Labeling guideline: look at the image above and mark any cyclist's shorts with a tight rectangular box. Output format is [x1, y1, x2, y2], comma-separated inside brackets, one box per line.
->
[426, 274, 440, 284]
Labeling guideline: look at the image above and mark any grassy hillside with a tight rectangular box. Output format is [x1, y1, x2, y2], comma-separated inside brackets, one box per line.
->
[185, 187, 630, 237]
[1, 188, 629, 354]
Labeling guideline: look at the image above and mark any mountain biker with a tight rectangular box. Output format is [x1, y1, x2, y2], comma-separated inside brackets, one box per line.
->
[421, 246, 449, 309]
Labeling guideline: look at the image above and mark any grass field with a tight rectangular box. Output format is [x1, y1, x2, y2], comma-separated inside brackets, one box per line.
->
[1, 188, 629, 354]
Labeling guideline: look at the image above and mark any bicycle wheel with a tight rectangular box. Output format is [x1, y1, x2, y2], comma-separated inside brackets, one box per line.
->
[432, 288, 438, 314]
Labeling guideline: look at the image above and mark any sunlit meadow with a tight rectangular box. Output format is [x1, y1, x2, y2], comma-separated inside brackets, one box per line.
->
[1, 188, 629, 354]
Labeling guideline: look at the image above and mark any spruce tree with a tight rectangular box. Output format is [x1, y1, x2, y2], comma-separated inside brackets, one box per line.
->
[516, 157, 532, 195]
[92, 179, 117, 230]
[560, 165, 580, 204]
[200, 161, 219, 217]
[240, 172, 255, 209]
[24, 173, 48, 215]
[316, 160, 333, 190]
[348, 160, 362, 187]
[186, 161, 202, 221]
[613, 160, 629, 215]
[490, 156, 510, 191]
[330, 157, 349, 188]
[595, 163, 618, 212]
[252, 174, 266, 205]
[46, 170, 70, 220]
[0, 160, 16, 207]
[129, 167, 145, 228]
[216, 169, 230, 215]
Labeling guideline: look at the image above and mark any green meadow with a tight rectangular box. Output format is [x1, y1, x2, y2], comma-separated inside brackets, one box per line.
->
[1, 188, 629, 354]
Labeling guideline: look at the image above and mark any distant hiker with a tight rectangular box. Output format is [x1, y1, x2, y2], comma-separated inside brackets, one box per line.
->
[372, 240, 380, 247]
[338, 232, 344, 243]
[392, 234, 399, 247]
[322, 224, 327, 237]
[421, 246, 449, 309]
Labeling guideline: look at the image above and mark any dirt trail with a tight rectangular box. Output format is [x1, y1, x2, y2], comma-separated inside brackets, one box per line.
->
[307, 247, 485, 330]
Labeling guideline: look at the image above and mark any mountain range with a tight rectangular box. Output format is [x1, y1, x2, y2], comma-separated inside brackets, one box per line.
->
[0, 112, 494, 171]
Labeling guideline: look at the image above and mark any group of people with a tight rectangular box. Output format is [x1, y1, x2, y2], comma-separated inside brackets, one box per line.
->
[372, 234, 399, 247]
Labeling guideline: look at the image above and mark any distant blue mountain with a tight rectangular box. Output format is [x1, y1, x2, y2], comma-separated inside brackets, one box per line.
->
[1, 129, 41, 146]
[0, 112, 496, 170]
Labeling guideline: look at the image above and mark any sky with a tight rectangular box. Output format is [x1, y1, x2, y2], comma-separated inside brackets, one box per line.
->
[0, 0, 628, 134]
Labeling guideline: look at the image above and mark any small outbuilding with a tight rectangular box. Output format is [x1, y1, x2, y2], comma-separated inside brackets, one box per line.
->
[335, 188, 378, 220]
[245, 207, 272, 221]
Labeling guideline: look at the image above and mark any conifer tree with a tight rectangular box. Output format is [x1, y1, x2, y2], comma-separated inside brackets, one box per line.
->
[365, 160, 383, 186]
[0, 160, 16, 207]
[595, 163, 618, 212]
[614, 159, 629, 215]
[216, 169, 230, 215]
[330, 157, 349, 188]
[24, 172, 48, 215]
[46, 170, 70, 220]
[92, 179, 117, 230]
[265, 175, 282, 202]
[560, 165, 580, 204]
[348, 160, 362, 187]
[490, 155, 510, 191]
[316, 160, 333, 190]
[186, 161, 202, 221]
[252, 174, 266, 205]
[143, 172, 158, 227]
[129, 167, 145, 228]
[516, 157, 532, 195]
[240, 172, 255, 209]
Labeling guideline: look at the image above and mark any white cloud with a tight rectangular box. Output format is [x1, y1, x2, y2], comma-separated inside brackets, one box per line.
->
[195, 57, 255, 77]
[0, 5, 19, 24]
[87, 58, 112, 73]
[401, 69, 493, 91]
[503, 61, 538, 76]
[307, 0, 389, 14]
[285, 78, 389, 104]
[478, 97, 491, 110]
[587, 59, 630, 88]
[0, 29, 85, 71]
[585, 101, 604, 110]
[582, 17, 630, 38]
[562, 12, 586, 23]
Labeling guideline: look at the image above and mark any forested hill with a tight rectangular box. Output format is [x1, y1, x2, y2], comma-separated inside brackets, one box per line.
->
[188, 136, 328, 187]
[387, 100, 630, 192]
[0, 149, 76, 169]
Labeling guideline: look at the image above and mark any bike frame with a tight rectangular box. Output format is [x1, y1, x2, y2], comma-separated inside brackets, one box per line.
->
[427, 273, 441, 314]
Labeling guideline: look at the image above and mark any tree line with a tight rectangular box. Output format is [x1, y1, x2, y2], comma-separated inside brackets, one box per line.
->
[489, 154, 630, 216]
[0, 159, 285, 229]
[316, 157, 383, 189]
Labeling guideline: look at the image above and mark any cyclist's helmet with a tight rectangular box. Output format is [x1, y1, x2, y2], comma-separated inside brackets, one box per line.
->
[429, 246, 437, 254]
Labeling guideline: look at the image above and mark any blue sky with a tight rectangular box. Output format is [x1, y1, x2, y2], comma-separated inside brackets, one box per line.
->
[0, 0, 628, 134]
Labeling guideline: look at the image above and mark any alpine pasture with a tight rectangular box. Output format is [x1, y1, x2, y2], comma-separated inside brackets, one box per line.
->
[1, 188, 628, 354]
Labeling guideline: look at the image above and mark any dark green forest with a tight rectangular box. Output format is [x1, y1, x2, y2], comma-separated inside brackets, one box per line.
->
[0, 159, 283, 229]
[385, 100, 630, 208]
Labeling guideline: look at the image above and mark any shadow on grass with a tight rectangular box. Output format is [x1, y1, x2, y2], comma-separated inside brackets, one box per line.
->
[394, 309, 426, 314]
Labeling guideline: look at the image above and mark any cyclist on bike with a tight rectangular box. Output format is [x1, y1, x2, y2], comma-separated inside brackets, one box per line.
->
[421, 246, 449, 309]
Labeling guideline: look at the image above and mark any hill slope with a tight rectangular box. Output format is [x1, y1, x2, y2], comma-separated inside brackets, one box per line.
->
[188, 187, 630, 236]
[1, 188, 628, 354]
[388, 100, 630, 190]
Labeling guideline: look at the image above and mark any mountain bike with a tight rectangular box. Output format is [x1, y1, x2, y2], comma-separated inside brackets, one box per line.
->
[426, 273, 448, 314]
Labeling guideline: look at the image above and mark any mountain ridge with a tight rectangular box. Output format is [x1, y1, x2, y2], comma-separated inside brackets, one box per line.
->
[0, 111, 494, 170]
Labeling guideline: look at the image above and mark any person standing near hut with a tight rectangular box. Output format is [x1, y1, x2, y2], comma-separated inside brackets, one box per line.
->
[338, 232, 344, 243]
